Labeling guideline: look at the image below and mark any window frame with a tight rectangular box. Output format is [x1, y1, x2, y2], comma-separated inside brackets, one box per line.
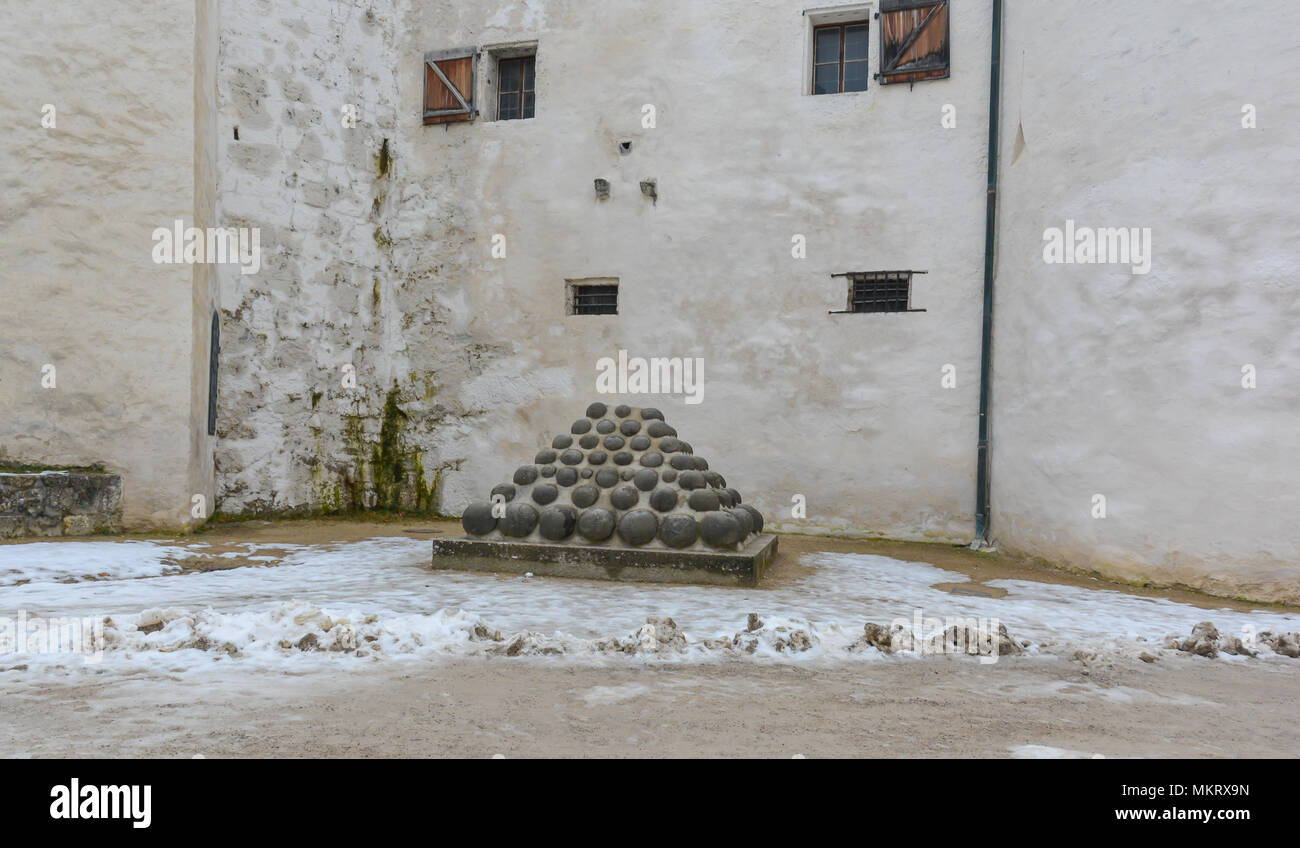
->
[812, 20, 871, 95]
[481, 41, 539, 122]
[496, 54, 536, 121]
[565, 278, 620, 316]
[828, 270, 928, 314]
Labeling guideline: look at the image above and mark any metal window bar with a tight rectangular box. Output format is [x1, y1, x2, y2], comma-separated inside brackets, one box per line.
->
[572, 285, 618, 315]
[828, 271, 927, 314]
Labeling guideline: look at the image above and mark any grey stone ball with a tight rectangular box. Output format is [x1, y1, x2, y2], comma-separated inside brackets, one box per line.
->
[621, 468, 636, 480]
[661, 469, 678, 483]
[560, 450, 583, 466]
[535, 449, 558, 464]
[639, 451, 663, 467]
[595, 468, 620, 488]
[556, 467, 578, 487]
[699, 511, 742, 547]
[614, 404, 632, 418]
[619, 419, 641, 436]
[580, 468, 593, 478]
[539, 505, 578, 541]
[633, 469, 659, 491]
[678, 441, 693, 454]
[587, 450, 608, 465]
[727, 506, 754, 537]
[461, 501, 497, 536]
[586, 402, 608, 419]
[612, 451, 633, 466]
[629, 435, 651, 451]
[610, 486, 640, 510]
[577, 507, 616, 542]
[695, 457, 709, 471]
[603, 435, 625, 450]
[532, 484, 559, 505]
[641, 408, 664, 421]
[502, 502, 539, 537]
[571, 419, 592, 434]
[490, 484, 516, 502]
[723, 488, 741, 504]
[649, 488, 678, 512]
[703, 471, 724, 488]
[596, 419, 616, 434]
[669, 454, 695, 471]
[738, 503, 764, 534]
[646, 421, 676, 438]
[579, 434, 600, 449]
[678, 470, 706, 490]
[513, 465, 539, 485]
[688, 489, 720, 511]
[552, 434, 574, 449]
[539, 465, 556, 478]
[716, 489, 735, 508]
[658, 437, 683, 453]
[616, 509, 658, 546]
[572, 484, 599, 508]
[658, 513, 698, 548]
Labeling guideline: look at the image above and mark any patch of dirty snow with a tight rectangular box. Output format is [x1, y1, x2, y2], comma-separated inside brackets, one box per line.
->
[0, 540, 187, 586]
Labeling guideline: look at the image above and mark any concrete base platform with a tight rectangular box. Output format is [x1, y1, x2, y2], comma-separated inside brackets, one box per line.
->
[431, 533, 779, 586]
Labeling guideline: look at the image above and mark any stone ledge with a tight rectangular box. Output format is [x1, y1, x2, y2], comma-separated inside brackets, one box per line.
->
[0, 472, 123, 538]
[431, 533, 779, 587]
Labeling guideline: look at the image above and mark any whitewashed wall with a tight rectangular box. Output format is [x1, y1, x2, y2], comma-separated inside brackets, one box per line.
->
[993, 0, 1300, 602]
[214, 0, 993, 545]
[0, 0, 215, 529]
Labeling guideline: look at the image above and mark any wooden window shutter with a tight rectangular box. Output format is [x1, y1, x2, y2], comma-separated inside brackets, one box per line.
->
[878, 0, 950, 85]
[423, 47, 477, 124]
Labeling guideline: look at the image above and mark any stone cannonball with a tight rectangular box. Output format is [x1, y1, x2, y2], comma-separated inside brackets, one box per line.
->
[571, 484, 600, 508]
[727, 506, 754, 537]
[610, 486, 640, 510]
[501, 502, 539, 537]
[461, 501, 497, 536]
[596, 419, 616, 434]
[699, 511, 742, 547]
[490, 483, 516, 502]
[649, 488, 678, 512]
[633, 468, 659, 491]
[646, 421, 676, 438]
[535, 449, 558, 464]
[619, 419, 641, 436]
[640, 408, 664, 421]
[616, 509, 659, 546]
[560, 450, 584, 466]
[532, 484, 559, 505]
[586, 402, 609, 419]
[658, 437, 683, 454]
[577, 507, 616, 542]
[594, 468, 620, 488]
[571, 418, 593, 434]
[587, 450, 608, 465]
[603, 435, 625, 450]
[678, 470, 706, 490]
[556, 467, 579, 487]
[738, 503, 764, 534]
[687, 489, 720, 511]
[552, 434, 574, 449]
[614, 404, 632, 418]
[629, 435, 651, 451]
[513, 465, 539, 485]
[658, 513, 698, 548]
[539, 505, 578, 541]
[639, 451, 663, 467]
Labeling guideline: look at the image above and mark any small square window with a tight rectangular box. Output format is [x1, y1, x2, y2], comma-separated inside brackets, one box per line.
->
[812, 20, 870, 94]
[567, 279, 618, 315]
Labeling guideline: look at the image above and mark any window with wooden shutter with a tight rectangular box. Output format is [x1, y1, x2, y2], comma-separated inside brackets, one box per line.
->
[423, 47, 477, 124]
[878, 0, 950, 85]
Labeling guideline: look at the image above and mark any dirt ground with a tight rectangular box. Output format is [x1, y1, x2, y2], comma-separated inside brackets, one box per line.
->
[4, 653, 1298, 758]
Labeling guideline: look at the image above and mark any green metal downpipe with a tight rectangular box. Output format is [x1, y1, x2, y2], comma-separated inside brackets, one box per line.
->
[974, 0, 1003, 543]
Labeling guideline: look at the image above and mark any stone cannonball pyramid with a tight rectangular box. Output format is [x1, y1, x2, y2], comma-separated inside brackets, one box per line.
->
[432, 403, 778, 585]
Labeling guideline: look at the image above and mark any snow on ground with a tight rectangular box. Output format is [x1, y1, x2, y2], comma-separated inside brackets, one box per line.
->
[0, 537, 1297, 676]
[0, 540, 187, 586]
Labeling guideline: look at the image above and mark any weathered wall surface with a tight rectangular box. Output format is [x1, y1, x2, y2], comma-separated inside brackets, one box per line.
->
[0, 1, 209, 530]
[214, 0, 993, 544]
[992, 0, 1300, 601]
